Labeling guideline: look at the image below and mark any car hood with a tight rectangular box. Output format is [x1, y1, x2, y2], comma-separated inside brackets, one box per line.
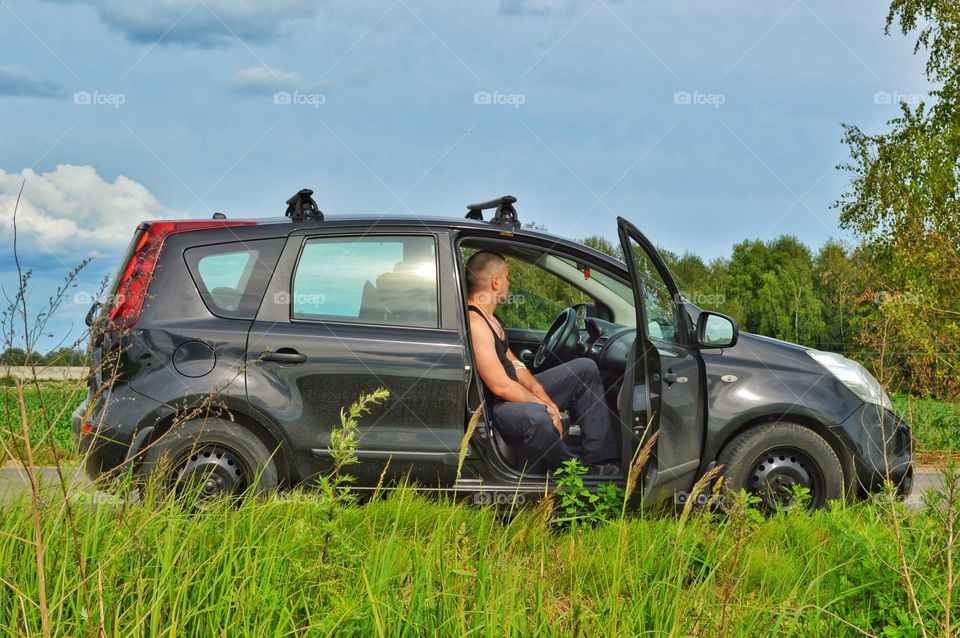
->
[736, 331, 810, 353]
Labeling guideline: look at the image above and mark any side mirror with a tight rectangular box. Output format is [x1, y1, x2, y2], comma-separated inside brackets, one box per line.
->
[697, 311, 738, 349]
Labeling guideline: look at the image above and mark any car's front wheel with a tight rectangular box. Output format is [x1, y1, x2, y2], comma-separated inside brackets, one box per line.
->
[139, 418, 279, 502]
[716, 422, 844, 511]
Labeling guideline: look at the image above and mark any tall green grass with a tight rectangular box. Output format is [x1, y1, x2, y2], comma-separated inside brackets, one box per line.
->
[0, 477, 957, 637]
[2, 379, 959, 635]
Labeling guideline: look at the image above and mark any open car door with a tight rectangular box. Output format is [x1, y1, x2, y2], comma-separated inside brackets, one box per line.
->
[617, 217, 707, 503]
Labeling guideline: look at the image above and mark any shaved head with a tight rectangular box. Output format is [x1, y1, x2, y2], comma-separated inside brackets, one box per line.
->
[466, 250, 507, 294]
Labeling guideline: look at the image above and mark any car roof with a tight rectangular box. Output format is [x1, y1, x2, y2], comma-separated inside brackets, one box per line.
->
[148, 212, 629, 272]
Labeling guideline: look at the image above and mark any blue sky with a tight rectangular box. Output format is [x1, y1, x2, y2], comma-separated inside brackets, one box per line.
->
[0, 0, 931, 351]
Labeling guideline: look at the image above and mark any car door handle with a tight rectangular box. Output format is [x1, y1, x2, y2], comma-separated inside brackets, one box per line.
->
[260, 348, 307, 364]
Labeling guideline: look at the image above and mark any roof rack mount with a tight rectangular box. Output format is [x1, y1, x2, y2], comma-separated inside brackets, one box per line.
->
[465, 195, 519, 229]
[286, 188, 324, 221]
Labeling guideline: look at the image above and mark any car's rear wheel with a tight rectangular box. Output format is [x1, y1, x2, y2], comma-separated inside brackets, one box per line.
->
[717, 422, 844, 511]
[139, 418, 278, 502]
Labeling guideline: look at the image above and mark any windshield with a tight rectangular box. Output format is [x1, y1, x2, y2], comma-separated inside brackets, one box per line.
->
[551, 255, 636, 328]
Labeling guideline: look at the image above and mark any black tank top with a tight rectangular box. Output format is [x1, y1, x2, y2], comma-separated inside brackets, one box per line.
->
[468, 304, 517, 406]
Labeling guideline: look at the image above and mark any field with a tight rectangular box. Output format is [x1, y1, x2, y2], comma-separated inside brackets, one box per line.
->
[2, 379, 960, 635]
[0, 378, 85, 466]
[2, 475, 960, 636]
[893, 393, 960, 461]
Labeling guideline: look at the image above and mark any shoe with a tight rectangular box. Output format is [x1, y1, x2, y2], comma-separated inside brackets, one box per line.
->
[586, 463, 621, 477]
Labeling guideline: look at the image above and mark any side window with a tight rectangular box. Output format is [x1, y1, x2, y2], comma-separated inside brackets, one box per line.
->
[292, 235, 438, 328]
[627, 243, 682, 345]
[185, 238, 285, 319]
[198, 251, 253, 303]
[460, 247, 590, 331]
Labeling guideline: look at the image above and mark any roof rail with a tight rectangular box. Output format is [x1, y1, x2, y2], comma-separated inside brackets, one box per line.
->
[465, 195, 519, 232]
[285, 188, 324, 221]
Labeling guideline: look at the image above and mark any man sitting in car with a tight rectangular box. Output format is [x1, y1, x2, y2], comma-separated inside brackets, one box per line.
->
[465, 251, 621, 476]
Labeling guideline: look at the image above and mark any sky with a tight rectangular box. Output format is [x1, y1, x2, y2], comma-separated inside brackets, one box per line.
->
[0, 0, 932, 352]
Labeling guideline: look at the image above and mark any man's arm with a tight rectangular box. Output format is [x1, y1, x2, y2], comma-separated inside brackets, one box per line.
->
[469, 314, 562, 432]
[505, 348, 555, 406]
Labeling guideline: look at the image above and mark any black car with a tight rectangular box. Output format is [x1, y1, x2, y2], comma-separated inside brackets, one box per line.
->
[73, 192, 913, 510]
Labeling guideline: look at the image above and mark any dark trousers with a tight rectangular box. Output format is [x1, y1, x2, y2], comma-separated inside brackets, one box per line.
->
[490, 358, 620, 470]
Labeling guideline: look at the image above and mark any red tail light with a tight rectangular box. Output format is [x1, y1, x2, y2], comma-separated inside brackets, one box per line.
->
[106, 220, 257, 331]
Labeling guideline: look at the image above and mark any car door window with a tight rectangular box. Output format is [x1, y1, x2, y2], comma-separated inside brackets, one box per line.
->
[627, 244, 683, 345]
[463, 251, 591, 331]
[293, 235, 438, 328]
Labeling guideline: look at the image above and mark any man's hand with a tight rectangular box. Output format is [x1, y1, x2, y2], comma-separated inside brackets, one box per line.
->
[541, 401, 562, 435]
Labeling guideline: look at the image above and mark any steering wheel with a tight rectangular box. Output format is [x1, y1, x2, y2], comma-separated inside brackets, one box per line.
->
[533, 308, 578, 371]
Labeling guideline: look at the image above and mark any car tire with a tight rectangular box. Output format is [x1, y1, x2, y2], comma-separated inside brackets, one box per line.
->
[716, 422, 844, 511]
[139, 418, 279, 501]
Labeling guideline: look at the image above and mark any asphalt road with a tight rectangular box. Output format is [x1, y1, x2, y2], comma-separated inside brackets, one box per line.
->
[0, 466, 948, 510]
[0, 467, 92, 506]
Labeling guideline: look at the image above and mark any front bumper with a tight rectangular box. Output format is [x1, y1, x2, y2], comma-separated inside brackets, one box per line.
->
[840, 403, 913, 497]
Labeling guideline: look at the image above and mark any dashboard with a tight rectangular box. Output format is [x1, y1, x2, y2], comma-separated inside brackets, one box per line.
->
[581, 317, 636, 372]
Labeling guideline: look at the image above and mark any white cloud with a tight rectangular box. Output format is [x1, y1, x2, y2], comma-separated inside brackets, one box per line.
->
[0, 65, 66, 99]
[498, 0, 580, 16]
[0, 164, 171, 258]
[230, 66, 302, 94]
[66, 0, 318, 47]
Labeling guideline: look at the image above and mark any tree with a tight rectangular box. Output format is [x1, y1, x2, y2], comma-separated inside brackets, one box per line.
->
[756, 256, 825, 346]
[0, 348, 29, 366]
[813, 241, 860, 353]
[724, 239, 771, 333]
[835, 0, 960, 397]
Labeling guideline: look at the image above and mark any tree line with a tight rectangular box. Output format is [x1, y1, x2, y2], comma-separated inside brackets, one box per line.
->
[0, 347, 88, 367]
[581, 232, 952, 396]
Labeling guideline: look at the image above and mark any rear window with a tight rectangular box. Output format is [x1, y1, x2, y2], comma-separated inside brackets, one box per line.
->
[185, 238, 285, 319]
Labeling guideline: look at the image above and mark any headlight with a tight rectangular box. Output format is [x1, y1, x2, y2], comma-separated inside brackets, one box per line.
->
[806, 349, 893, 410]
